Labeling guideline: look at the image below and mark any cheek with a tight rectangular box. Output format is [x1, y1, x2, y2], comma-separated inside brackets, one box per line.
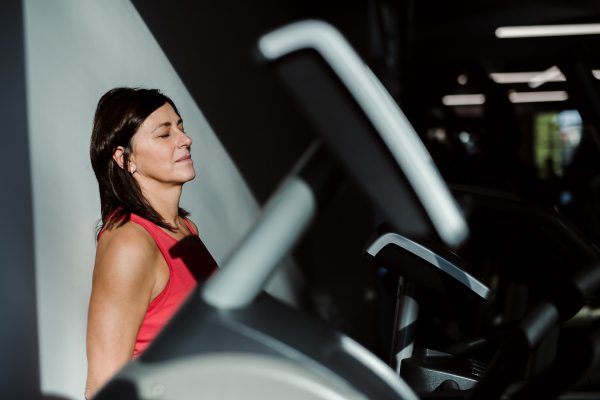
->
[135, 141, 174, 171]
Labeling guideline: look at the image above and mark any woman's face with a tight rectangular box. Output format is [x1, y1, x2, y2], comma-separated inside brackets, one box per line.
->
[129, 103, 195, 186]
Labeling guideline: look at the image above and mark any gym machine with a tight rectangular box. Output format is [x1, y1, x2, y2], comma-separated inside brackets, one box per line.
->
[367, 183, 600, 399]
[94, 20, 466, 400]
[364, 224, 490, 392]
[94, 20, 600, 400]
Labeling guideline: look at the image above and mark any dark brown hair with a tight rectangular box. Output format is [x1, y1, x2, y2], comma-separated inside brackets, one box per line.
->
[90, 87, 189, 237]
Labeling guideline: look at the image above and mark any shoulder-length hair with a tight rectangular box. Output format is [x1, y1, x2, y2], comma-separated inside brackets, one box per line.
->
[90, 87, 189, 237]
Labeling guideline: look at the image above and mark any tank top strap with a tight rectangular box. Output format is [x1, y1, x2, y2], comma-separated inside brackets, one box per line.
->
[128, 214, 174, 257]
[182, 218, 197, 236]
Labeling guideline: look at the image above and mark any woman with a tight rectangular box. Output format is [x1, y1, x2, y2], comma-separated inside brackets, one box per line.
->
[85, 87, 218, 399]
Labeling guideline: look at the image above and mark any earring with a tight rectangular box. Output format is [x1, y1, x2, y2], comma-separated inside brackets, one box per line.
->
[130, 167, 134, 175]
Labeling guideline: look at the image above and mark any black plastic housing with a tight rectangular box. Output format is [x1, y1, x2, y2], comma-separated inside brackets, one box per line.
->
[271, 50, 436, 242]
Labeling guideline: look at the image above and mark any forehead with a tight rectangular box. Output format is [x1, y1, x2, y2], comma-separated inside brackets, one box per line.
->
[140, 103, 181, 132]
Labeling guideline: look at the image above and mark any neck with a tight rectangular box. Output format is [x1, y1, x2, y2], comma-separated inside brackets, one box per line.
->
[137, 178, 183, 227]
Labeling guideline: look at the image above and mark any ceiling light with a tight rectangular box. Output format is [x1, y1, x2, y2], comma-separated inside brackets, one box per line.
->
[442, 94, 485, 106]
[442, 91, 568, 106]
[490, 69, 600, 84]
[528, 66, 563, 88]
[496, 23, 600, 38]
[457, 74, 468, 85]
[509, 91, 568, 103]
[490, 71, 547, 83]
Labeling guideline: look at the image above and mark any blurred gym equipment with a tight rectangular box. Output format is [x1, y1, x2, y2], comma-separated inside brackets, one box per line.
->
[94, 20, 466, 400]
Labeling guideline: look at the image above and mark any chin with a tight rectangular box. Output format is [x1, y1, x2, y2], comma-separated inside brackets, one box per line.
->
[180, 170, 196, 183]
[170, 164, 195, 184]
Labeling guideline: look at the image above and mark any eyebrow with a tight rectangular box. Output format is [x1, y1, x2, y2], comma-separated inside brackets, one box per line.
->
[151, 118, 183, 133]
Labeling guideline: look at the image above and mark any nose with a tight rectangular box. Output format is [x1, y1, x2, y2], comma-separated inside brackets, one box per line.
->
[178, 129, 192, 148]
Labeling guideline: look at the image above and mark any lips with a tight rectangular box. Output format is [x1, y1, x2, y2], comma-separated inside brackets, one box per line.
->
[176, 154, 192, 162]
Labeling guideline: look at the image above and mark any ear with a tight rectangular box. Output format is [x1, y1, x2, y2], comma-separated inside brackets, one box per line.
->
[113, 146, 137, 174]
[112, 146, 126, 170]
[113, 147, 136, 173]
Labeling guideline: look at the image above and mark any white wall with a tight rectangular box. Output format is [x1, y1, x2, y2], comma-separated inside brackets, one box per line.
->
[23, 1, 302, 399]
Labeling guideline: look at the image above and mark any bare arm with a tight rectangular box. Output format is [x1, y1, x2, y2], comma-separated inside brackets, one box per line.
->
[85, 224, 160, 399]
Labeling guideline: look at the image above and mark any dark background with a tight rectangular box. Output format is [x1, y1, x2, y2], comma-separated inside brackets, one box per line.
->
[129, 0, 600, 356]
[128, 0, 600, 355]
[130, 0, 600, 201]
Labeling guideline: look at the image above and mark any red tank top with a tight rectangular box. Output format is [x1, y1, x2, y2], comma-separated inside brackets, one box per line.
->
[98, 213, 218, 357]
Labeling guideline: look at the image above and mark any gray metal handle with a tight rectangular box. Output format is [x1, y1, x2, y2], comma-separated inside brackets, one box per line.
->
[202, 176, 316, 309]
[258, 20, 468, 248]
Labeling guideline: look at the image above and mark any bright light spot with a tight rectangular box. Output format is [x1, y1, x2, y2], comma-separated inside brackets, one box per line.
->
[490, 71, 546, 83]
[496, 23, 600, 38]
[427, 128, 447, 143]
[442, 94, 485, 106]
[458, 74, 468, 85]
[558, 110, 583, 131]
[559, 110, 582, 147]
[435, 128, 446, 141]
[508, 91, 568, 103]
[443, 91, 569, 106]
[491, 69, 600, 84]
[528, 66, 563, 88]
[563, 129, 581, 146]
[459, 132, 470, 143]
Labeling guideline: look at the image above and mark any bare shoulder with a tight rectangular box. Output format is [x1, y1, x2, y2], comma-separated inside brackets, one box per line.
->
[184, 218, 199, 235]
[97, 220, 156, 256]
[94, 221, 159, 284]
